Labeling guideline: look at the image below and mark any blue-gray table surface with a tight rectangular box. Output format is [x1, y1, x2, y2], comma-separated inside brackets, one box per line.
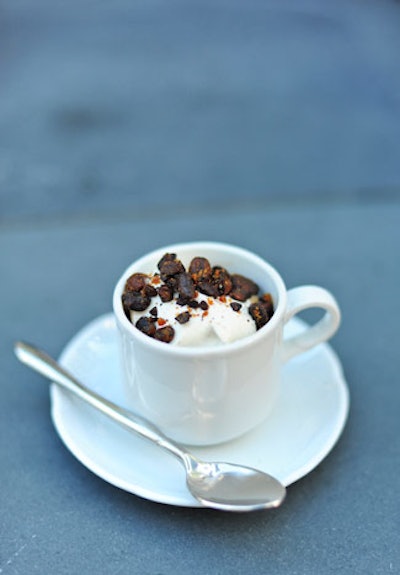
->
[1, 2, 399, 574]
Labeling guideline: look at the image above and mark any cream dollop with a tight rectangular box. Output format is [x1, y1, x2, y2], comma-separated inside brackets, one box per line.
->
[131, 292, 256, 347]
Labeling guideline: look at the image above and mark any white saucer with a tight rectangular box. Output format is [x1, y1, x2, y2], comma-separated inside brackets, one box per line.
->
[52, 314, 349, 508]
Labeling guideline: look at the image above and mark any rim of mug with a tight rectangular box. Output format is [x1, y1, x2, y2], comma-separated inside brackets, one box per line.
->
[112, 241, 287, 358]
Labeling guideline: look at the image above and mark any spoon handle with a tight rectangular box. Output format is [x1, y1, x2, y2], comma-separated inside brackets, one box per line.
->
[14, 341, 190, 464]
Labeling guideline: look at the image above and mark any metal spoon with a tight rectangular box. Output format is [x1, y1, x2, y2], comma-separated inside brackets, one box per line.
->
[14, 340, 286, 512]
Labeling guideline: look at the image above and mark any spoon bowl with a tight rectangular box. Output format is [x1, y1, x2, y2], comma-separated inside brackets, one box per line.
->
[14, 340, 286, 512]
[186, 460, 285, 511]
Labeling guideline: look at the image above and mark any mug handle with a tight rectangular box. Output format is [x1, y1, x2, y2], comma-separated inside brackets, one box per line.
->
[281, 286, 341, 363]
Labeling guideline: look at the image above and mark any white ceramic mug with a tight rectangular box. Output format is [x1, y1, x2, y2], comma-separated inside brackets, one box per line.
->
[113, 242, 341, 446]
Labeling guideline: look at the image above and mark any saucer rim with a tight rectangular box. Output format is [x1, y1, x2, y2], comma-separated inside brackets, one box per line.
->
[52, 313, 349, 507]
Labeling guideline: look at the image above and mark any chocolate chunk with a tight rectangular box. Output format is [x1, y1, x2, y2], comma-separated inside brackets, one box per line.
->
[259, 293, 274, 316]
[230, 274, 259, 302]
[176, 295, 188, 306]
[122, 291, 151, 312]
[121, 294, 132, 319]
[175, 311, 190, 324]
[165, 276, 178, 291]
[189, 257, 212, 284]
[158, 284, 173, 302]
[212, 266, 232, 296]
[149, 306, 158, 317]
[144, 284, 157, 298]
[197, 279, 220, 298]
[157, 253, 177, 270]
[154, 325, 175, 343]
[125, 273, 147, 293]
[249, 302, 270, 330]
[177, 272, 195, 301]
[197, 266, 232, 297]
[135, 316, 157, 337]
[159, 257, 185, 281]
[188, 299, 200, 308]
[199, 300, 209, 311]
[230, 302, 242, 312]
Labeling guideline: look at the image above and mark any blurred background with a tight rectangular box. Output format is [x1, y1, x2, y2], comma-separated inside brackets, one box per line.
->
[1, 0, 399, 225]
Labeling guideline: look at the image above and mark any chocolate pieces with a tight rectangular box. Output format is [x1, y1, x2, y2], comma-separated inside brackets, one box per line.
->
[230, 274, 259, 302]
[249, 293, 274, 330]
[121, 252, 275, 343]
[122, 291, 151, 314]
[154, 325, 175, 343]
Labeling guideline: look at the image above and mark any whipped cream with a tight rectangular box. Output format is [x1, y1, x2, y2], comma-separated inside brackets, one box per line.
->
[131, 292, 257, 347]
[122, 253, 274, 346]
